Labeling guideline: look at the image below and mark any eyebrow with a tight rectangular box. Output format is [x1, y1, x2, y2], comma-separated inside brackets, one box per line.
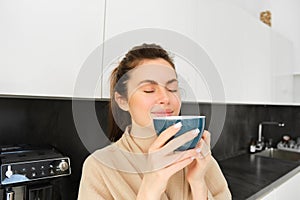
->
[137, 79, 178, 86]
[166, 78, 178, 85]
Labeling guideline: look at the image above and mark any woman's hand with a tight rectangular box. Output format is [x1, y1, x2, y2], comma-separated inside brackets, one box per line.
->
[186, 131, 212, 199]
[137, 122, 200, 199]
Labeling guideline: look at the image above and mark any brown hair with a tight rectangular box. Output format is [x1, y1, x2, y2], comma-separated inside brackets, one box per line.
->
[108, 43, 175, 142]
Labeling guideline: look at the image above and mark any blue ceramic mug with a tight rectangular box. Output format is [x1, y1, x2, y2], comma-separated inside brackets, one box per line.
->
[153, 116, 206, 151]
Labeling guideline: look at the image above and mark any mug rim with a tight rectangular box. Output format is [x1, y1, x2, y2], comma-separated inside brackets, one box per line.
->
[153, 115, 206, 120]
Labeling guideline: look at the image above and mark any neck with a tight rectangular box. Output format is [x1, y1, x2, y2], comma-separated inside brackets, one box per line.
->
[130, 121, 157, 139]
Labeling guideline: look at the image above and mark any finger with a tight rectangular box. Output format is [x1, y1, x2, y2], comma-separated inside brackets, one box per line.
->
[196, 139, 211, 158]
[202, 130, 211, 146]
[197, 151, 211, 160]
[162, 129, 200, 153]
[148, 149, 197, 171]
[150, 122, 182, 151]
[163, 156, 195, 177]
[167, 149, 198, 162]
[195, 131, 210, 147]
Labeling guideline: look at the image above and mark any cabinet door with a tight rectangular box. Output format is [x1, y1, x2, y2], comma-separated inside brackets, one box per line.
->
[101, 0, 200, 99]
[260, 172, 300, 200]
[276, 172, 300, 199]
[0, 0, 105, 98]
[270, 31, 294, 104]
[259, 189, 277, 200]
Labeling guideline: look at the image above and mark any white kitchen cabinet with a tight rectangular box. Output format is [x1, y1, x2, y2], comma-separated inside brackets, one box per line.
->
[101, 0, 205, 101]
[275, 172, 300, 199]
[193, 1, 273, 104]
[1, 0, 292, 102]
[0, 0, 105, 98]
[294, 74, 300, 102]
[259, 171, 300, 200]
[270, 31, 294, 104]
[194, 1, 294, 104]
[101, 0, 292, 104]
[259, 188, 277, 200]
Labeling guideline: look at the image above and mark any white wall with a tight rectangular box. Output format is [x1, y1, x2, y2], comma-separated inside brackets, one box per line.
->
[224, 0, 271, 19]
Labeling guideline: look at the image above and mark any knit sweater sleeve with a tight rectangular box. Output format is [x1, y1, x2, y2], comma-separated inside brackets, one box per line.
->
[77, 155, 113, 200]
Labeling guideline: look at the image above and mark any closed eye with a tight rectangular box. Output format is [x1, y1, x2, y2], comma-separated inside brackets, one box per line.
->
[143, 90, 155, 93]
[167, 88, 177, 92]
[166, 80, 178, 93]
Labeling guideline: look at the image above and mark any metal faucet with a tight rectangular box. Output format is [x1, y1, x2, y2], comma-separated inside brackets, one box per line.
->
[256, 121, 285, 151]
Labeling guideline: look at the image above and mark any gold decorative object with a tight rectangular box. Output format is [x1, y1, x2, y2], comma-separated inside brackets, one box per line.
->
[260, 10, 271, 27]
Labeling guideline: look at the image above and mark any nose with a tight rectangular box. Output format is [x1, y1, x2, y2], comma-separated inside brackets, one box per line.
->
[157, 86, 170, 105]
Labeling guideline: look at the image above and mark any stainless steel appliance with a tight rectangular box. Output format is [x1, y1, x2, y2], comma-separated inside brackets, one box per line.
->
[0, 144, 71, 200]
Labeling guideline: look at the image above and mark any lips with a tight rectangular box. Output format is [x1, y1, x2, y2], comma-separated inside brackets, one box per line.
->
[151, 109, 174, 117]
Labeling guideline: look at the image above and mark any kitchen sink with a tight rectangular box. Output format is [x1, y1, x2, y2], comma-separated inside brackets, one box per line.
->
[255, 148, 300, 162]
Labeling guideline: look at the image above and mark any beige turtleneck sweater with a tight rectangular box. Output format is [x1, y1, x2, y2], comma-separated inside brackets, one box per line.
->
[78, 128, 231, 200]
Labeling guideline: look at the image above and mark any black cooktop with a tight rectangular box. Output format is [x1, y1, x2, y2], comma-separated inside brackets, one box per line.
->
[0, 144, 62, 164]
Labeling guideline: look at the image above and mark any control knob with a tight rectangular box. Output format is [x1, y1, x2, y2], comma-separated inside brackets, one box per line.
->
[5, 165, 13, 178]
[58, 160, 69, 171]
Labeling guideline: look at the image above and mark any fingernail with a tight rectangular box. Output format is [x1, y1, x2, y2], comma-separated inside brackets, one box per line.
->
[190, 156, 195, 160]
[196, 148, 201, 153]
[174, 122, 182, 129]
[192, 128, 200, 135]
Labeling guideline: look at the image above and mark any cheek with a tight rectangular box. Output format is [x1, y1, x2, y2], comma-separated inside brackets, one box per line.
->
[129, 94, 155, 112]
[128, 94, 156, 126]
[170, 93, 181, 107]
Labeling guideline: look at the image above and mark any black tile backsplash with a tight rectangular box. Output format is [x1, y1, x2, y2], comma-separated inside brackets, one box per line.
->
[1, 95, 300, 199]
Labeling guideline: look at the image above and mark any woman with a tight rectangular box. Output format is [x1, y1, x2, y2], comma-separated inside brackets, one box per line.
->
[78, 44, 231, 200]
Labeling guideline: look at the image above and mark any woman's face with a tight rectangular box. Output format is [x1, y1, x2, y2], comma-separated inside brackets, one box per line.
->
[125, 58, 181, 127]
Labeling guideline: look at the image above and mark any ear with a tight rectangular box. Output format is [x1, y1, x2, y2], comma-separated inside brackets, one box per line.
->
[114, 92, 129, 111]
